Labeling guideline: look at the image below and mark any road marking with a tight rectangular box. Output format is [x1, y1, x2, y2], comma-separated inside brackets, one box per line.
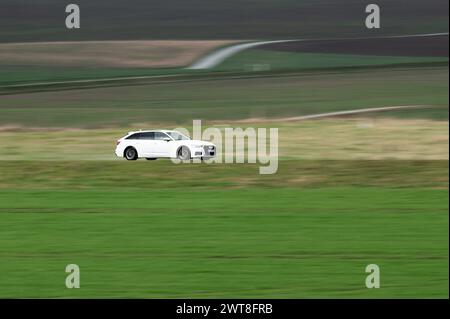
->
[188, 40, 299, 69]
[188, 33, 449, 69]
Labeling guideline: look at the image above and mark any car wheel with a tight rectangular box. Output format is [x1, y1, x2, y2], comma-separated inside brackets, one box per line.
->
[124, 147, 138, 160]
[178, 146, 191, 160]
[146, 158, 157, 160]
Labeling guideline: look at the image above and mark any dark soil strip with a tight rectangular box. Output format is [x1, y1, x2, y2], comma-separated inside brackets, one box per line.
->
[261, 35, 449, 57]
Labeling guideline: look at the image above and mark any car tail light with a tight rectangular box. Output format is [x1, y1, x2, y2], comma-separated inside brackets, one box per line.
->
[116, 140, 121, 145]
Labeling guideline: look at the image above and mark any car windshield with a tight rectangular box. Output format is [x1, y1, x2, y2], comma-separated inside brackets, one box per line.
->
[166, 131, 190, 141]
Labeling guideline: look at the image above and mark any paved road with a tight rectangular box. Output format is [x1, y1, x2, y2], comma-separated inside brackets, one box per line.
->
[236, 105, 434, 123]
[187, 33, 449, 69]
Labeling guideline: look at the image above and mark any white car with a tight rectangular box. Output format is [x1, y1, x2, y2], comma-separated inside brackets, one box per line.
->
[115, 130, 216, 161]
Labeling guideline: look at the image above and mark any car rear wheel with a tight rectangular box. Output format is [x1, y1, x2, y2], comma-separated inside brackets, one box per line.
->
[178, 147, 191, 160]
[124, 147, 138, 160]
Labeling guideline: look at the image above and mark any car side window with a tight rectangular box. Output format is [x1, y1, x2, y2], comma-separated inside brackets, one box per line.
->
[154, 132, 169, 140]
[140, 132, 155, 140]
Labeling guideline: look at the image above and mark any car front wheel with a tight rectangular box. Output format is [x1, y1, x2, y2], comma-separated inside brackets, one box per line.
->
[124, 147, 138, 160]
[178, 147, 191, 160]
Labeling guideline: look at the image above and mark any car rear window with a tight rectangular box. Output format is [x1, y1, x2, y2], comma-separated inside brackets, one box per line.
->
[126, 133, 143, 139]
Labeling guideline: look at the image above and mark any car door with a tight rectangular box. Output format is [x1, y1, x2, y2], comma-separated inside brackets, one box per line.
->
[139, 132, 156, 156]
[153, 132, 172, 157]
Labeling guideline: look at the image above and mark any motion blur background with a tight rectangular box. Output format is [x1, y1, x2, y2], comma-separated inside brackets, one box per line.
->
[0, 0, 448, 298]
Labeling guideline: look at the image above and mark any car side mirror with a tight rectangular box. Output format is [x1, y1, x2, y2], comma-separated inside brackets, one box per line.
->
[163, 137, 171, 142]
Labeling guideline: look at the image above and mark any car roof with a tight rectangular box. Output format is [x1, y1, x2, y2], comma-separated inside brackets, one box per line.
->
[126, 129, 177, 135]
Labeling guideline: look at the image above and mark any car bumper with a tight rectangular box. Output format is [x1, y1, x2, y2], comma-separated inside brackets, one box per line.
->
[192, 146, 216, 158]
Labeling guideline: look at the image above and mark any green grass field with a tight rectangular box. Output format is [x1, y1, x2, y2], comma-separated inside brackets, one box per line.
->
[0, 160, 448, 298]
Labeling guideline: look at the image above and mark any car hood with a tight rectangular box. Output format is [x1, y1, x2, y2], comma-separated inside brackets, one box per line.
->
[177, 140, 215, 146]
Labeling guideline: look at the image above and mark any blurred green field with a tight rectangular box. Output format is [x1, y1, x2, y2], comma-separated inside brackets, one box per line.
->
[0, 65, 184, 86]
[0, 40, 236, 86]
[0, 160, 448, 298]
[0, 66, 448, 126]
[217, 50, 448, 72]
[0, 160, 448, 190]
[1, 48, 447, 87]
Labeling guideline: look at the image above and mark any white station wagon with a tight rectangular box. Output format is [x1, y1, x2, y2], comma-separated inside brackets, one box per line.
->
[115, 130, 216, 161]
